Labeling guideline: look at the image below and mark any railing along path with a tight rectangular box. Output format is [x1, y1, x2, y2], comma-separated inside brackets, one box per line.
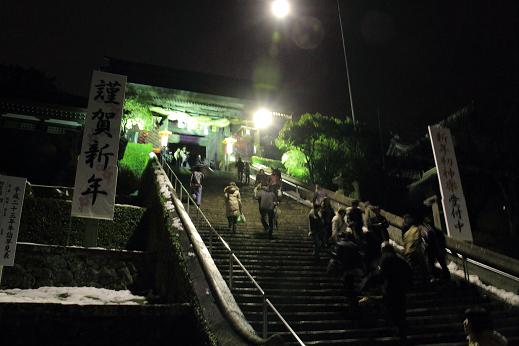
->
[161, 160, 305, 345]
[255, 166, 519, 291]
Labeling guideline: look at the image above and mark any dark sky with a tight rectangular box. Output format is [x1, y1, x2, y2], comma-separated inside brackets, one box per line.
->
[1, 0, 517, 136]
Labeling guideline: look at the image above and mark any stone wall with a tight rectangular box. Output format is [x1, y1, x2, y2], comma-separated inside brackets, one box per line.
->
[1, 243, 153, 292]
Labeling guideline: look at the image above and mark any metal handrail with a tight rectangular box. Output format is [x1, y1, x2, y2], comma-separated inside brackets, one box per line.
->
[446, 249, 519, 283]
[265, 167, 519, 287]
[160, 160, 305, 345]
[29, 183, 74, 190]
[250, 166, 347, 212]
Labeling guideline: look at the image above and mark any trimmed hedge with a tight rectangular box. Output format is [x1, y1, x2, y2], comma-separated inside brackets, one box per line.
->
[120, 143, 153, 179]
[18, 197, 145, 249]
[118, 143, 153, 195]
[251, 155, 285, 172]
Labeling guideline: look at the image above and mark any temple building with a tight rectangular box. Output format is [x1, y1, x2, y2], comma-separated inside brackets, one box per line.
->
[103, 57, 292, 169]
[0, 58, 292, 183]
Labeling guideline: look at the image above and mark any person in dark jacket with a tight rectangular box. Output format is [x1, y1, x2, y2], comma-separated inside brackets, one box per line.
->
[379, 242, 413, 343]
[255, 184, 278, 239]
[312, 184, 327, 207]
[464, 307, 508, 346]
[320, 197, 335, 247]
[269, 167, 282, 197]
[308, 204, 323, 258]
[236, 157, 244, 183]
[244, 161, 251, 185]
[422, 217, 450, 281]
[363, 206, 390, 272]
[366, 206, 389, 242]
[255, 168, 268, 187]
[330, 232, 365, 314]
[347, 199, 364, 241]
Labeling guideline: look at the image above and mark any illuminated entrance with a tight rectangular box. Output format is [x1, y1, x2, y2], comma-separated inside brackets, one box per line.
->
[123, 83, 290, 169]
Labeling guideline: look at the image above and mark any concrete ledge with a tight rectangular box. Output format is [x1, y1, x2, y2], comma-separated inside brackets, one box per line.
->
[445, 237, 519, 278]
[2, 243, 151, 290]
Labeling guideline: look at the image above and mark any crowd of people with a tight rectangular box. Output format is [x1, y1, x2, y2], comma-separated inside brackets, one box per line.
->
[235, 157, 251, 185]
[186, 159, 508, 345]
[304, 184, 461, 342]
[222, 161, 283, 238]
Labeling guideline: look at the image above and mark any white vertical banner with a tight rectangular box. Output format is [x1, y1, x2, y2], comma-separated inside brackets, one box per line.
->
[428, 126, 473, 242]
[0, 175, 27, 266]
[71, 71, 127, 220]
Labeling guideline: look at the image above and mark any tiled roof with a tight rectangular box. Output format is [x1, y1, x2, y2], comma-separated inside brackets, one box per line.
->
[0, 98, 86, 121]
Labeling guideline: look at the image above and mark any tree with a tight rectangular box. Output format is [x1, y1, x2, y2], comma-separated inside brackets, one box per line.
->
[122, 97, 155, 135]
[276, 112, 386, 199]
[281, 148, 309, 181]
[276, 113, 356, 187]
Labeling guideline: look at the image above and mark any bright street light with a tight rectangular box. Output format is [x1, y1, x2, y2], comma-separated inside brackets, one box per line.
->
[271, 0, 290, 19]
[253, 108, 273, 129]
[268, 0, 356, 125]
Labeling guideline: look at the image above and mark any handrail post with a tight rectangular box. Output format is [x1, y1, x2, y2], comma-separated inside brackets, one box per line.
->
[229, 252, 233, 290]
[209, 231, 213, 253]
[462, 255, 469, 283]
[262, 294, 268, 338]
[187, 194, 190, 213]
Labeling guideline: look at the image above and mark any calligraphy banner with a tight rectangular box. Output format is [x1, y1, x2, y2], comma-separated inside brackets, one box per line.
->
[71, 71, 127, 220]
[0, 175, 27, 266]
[428, 126, 473, 241]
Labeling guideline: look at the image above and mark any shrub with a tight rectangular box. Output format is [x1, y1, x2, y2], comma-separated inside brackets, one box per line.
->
[18, 197, 146, 249]
[119, 143, 153, 180]
[251, 156, 285, 172]
[118, 143, 152, 196]
[281, 149, 310, 181]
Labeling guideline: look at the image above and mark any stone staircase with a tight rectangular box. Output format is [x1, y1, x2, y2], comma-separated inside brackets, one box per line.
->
[182, 171, 519, 345]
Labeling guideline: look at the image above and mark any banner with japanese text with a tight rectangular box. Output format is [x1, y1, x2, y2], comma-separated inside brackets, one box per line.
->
[0, 175, 26, 266]
[428, 126, 473, 242]
[71, 71, 127, 220]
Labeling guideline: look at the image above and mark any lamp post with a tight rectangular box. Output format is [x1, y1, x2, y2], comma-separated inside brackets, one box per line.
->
[253, 108, 273, 156]
[270, 0, 356, 125]
[336, 0, 356, 126]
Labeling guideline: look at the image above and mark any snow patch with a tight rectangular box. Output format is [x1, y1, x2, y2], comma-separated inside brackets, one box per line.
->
[0, 287, 147, 305]
[448, 262, 519, 306]
[172, 217, 184, 231]
[165, 201, 175, 211]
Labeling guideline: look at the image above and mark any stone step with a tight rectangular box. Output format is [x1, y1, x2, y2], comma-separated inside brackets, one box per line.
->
[176, 171, 519, 345]
[230, 289, 488, 308]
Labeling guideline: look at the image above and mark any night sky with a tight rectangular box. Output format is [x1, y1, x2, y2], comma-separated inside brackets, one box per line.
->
[1, 0, 517, 137]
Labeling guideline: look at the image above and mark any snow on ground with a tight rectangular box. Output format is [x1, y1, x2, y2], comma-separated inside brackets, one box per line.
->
[448, 261, 519, 306]
[0, 287, 147, 305]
